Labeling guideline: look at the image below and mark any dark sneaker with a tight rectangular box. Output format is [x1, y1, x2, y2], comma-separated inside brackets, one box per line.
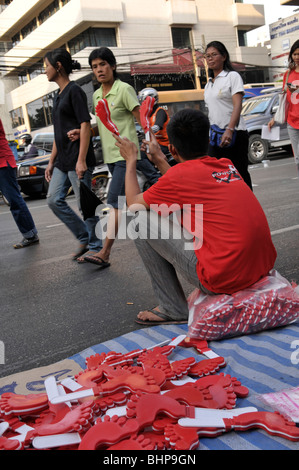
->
[13, 235, 39, 249]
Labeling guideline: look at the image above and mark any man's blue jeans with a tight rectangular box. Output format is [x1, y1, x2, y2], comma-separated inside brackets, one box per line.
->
[0, 164, 37, 238]
[47, 167, 102, 251]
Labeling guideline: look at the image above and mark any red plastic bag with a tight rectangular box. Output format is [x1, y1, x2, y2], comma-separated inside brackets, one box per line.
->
[188, 270, 299, 340]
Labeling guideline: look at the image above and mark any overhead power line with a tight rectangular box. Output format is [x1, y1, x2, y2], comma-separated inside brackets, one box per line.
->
[0, 44, 284, 75]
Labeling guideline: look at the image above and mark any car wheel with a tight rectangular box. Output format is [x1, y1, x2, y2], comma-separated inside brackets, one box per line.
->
[91, 173, 109, 203]
[248, 134, 269, 163]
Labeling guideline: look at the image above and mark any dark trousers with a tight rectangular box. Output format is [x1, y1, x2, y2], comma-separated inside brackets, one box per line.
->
[137, 152, 160, 184]
[0, 164, 37, 237]
[208, 130, 252, 190]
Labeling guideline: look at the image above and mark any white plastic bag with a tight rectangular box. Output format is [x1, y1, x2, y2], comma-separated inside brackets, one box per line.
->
[188, 270, 299, 341]
[258, 387, 299, 423]
[274, 92, 289, 125]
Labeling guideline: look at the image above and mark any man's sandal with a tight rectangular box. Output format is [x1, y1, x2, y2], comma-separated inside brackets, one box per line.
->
[13, 235, 39, 249]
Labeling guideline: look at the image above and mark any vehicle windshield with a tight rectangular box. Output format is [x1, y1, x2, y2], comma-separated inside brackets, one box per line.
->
[242, 96, 272, 116]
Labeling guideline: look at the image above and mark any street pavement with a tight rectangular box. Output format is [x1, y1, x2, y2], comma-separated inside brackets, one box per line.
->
[0, 152, 298, 379]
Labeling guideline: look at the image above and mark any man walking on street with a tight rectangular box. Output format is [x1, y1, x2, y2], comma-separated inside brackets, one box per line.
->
[0, 119, 39, 248]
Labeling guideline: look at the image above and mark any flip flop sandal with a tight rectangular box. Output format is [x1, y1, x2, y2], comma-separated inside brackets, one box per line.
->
[135, 308, 187, 326]
[84, 255, 110, 269]
[13, 235, 39, 249]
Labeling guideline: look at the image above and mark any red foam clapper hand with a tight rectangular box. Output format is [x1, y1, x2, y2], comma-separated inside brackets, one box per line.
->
[95, 99, 120, 136]
[140, 95, 155, 141]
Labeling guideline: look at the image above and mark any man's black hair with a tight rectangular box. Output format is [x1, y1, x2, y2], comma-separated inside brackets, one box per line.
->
[167, 108, 210, 160]
[88, 47, 118, 78]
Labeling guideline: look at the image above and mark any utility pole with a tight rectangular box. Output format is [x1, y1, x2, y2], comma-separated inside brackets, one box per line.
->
[189, 30, 201, 90]
[202, 34, 209, 80]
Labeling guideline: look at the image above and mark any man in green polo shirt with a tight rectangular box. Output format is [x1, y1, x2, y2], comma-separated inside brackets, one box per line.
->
[82, 47, 159, 267]
[92, 77, 141, 164]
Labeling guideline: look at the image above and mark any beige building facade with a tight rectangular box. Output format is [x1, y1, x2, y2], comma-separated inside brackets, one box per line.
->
[270, 1, 299, 81]
[270, 11, 299, 82]
[0, 0, 268, 139]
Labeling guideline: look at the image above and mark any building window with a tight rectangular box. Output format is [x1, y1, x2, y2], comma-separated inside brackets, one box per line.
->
[238, 29, 248, 47]
[15, 60, 44, 85]
[171, 27, 191, 49]
[38, 0, 60, 25]
[26, 92, 56, 131]
[28, 60, 44, 80]
[12, 33, 20, 47]
[21, 18, 37, 40]
[0, 41, 12, 54]
[68, 27, 117, 55]
[18, 72, 28, 86]
[10, 107, 25, 129]
[76, 74, 94, 112]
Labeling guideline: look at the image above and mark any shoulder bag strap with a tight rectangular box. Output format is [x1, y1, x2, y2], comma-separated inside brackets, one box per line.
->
[283, 70, 291, 93]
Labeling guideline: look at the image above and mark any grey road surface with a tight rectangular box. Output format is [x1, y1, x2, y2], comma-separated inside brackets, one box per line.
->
[0, 153, 298, 379]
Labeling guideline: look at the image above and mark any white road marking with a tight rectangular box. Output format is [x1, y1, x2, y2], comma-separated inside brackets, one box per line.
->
[271, 225, 299, 236]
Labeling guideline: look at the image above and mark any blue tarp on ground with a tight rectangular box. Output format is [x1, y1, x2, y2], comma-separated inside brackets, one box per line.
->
[1, 321, 298, 450]
[69, 321, 299, 450]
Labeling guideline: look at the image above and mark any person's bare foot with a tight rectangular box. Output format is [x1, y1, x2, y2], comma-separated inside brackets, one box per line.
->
[76, 250, 96, 263]
[135, 307, 188, 325]
[137, 307, 164, 322]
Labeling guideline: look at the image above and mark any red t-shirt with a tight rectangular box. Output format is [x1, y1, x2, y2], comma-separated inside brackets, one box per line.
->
[283, 69, 299, 129]
[0, 119, 17, 169]
[143, 157, 277, 294]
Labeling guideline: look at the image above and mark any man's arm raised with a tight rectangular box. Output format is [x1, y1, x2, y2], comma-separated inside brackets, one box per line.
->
[113, 132, 171, 210]
[113, 134, 149, 211]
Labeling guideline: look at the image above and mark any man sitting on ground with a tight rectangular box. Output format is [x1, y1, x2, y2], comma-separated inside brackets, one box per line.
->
[114, 109, 277, 325]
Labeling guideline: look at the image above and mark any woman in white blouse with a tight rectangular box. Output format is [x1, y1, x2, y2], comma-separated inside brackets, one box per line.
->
[204, 41, 252, 189]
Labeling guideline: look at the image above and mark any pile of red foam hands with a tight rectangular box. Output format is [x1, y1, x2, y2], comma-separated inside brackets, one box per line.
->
[1, 335, 298, 450]
[189, 274, 299, 340]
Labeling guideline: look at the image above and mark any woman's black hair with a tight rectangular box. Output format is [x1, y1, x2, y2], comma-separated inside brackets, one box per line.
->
[44, 48, 81, 75]
[288, 39, 299, 69]
[88, 47, 118, 78]
[205, 41, 235, 78]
